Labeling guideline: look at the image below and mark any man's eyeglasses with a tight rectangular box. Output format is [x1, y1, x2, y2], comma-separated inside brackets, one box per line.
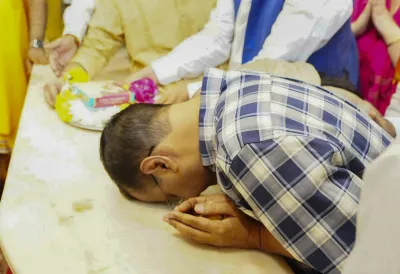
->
[148, 146, 182, 209]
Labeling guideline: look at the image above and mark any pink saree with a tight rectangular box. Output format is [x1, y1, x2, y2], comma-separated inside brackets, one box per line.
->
[352, 0, 400, 114]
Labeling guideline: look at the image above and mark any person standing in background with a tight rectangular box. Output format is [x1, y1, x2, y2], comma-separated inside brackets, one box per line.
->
[28, 0, 49, 66]
[43, 0, 218, 107]
[0, 0, 29, 190]
[46, 0, 95, 77]
[352, 0, 400, 115]
[124, 0, 359, 104]
[44, 0, 357, 107]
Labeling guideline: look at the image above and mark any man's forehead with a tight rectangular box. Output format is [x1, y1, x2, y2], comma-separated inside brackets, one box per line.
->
[124, 184, 163, 203]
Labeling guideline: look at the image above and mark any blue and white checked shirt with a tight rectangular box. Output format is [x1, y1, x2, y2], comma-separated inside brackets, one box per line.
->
[198, 68, 393, 274]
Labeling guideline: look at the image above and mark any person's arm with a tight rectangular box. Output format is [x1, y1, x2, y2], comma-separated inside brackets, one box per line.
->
[388, 43, 400, 66]
[371, 0, 400, 66]
[67, 0, 123, 79]
[228, 137, 360, 272]
[151, 0, 234, 85]
[63, 0, 95, 44]
[30, 0, 47, 43]
[28, 0, 48, 64]
[375, 20, 400, 66]
[253, 0, 353, 62]
[166, 193, 293, 258]
[45, 0, 95, 76]
[351, 1, 372, 38]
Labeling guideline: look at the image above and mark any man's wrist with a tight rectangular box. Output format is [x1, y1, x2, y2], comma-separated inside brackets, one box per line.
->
[351, 19, 367, 38]
[248, 221, 262, 250]
[259, 225, 293, 258]
[30, 39, 44, 49]
[62, 28, 84, 46]
[64, 34, 81, 47]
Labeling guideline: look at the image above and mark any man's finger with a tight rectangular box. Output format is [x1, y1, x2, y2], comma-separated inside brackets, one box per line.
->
[44, 89, 54, 108]
[25, 60, 32, 74]
[166, 212, 217, 232]
[53, 62, 64, 77]
[194, 201, 236, 216]
[39, 55, 48, 65]
[175, 195, 227, 213]
[43, 84, 59, 108]
[49, 89, 57, 106]
[31, 57, 38, 64]
[59, 57, 68, 67]
[175, 197, 207, 212]
[49, 53, 59, 74]
[165, 218, 212, 244]
[45, 38, 62, 49]
[54, 67, 62, 77]
[43, 56, 49, 64]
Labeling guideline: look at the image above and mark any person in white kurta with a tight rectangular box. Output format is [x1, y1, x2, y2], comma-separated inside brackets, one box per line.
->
[125, 0, 355, 101]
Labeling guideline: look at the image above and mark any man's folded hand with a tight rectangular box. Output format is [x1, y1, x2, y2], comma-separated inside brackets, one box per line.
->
[164, 194, 261, 249]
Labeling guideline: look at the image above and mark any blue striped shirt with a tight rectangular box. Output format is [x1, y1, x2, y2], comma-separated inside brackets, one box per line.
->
[199, 68, 392, 273]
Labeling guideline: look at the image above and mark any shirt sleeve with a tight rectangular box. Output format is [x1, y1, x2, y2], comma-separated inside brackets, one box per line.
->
[151, 0, 234, 86]
[70, 0, 123, 79]
[228, 136, 361, 273]
[63, 0, 95, 43]
[253, 0, 353, 62]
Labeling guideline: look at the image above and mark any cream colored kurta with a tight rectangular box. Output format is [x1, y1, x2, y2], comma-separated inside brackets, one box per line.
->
[72, 0, 217, 79]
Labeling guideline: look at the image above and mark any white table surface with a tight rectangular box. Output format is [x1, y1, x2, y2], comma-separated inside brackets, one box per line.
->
[0, 65, 292, 274]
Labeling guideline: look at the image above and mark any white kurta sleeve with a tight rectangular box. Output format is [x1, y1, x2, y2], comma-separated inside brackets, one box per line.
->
[151, 0, 235, 85]
[253, 0, 353, 62]
[63, 0, 96, 43]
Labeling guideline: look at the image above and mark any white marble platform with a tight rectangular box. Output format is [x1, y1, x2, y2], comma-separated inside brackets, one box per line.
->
[0, 65, 292, 274]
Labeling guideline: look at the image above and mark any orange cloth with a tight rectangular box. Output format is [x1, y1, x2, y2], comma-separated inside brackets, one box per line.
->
[395, 58, 400, 83]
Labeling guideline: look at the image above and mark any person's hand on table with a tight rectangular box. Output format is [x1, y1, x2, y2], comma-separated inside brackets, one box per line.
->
[351, 0, 372, 37]
[163, 194, 261, 249]
[43, 79, 63, 108]
[28, 47, 48, 65]
[46, 35, 79, 77]
[156, 85, 189, 104]
[123, 67, 191, 105]
[43, 63, 88, 108]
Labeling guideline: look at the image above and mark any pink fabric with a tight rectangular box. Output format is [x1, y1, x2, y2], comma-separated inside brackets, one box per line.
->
[352, 0, 400, 114]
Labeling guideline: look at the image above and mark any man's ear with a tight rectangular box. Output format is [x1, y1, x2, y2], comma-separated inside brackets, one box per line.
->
[140, 156, 179, 176]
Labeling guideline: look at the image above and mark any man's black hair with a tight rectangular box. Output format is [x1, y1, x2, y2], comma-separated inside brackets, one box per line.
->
[319, 71, 362, 98]
[100, 104, 171, 196]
